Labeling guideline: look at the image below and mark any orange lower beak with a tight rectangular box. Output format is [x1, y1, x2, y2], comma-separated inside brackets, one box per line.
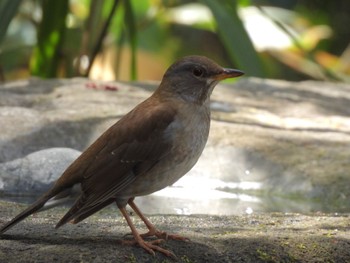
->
[213, 68, 244, 80]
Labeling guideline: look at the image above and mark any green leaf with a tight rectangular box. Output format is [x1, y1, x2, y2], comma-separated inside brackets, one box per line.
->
[30, 0, 69, 78]
[237, 0, 251, 8]
[199, 0, 265, 77]
[0, 0, 22, 44]
[123, 0, 137, 80]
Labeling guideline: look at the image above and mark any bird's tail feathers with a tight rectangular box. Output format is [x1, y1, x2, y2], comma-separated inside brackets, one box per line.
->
[54, 193, 88, 229]
[0, 187, 63, 234]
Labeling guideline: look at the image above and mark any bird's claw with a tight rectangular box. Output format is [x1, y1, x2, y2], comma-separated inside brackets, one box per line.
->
[122, 238, 176, 258]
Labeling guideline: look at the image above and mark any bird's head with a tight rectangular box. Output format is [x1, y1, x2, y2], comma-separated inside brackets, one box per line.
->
[158, 56, 244, 105]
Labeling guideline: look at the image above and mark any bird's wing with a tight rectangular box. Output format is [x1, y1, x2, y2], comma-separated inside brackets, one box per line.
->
[56, 100, 177, 227]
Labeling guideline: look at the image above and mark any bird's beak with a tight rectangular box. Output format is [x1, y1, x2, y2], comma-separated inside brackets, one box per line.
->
[213, 68, 244, 81]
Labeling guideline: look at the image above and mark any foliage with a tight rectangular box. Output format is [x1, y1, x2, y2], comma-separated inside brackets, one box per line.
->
[30, 0, 69, 78]
[0, 0, 22, 45]
[200, 0, 264, 77]
[0, 0, 349, 82]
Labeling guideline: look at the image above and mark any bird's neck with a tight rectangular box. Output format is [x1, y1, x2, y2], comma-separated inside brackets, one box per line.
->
[155, 82, 214, 107]
[151, 89, 211, 127]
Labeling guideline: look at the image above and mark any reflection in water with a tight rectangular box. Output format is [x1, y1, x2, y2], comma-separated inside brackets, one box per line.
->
[136, 175, 262, 215]
[153, 175, 262, 201]
[1, 174, 347, 216]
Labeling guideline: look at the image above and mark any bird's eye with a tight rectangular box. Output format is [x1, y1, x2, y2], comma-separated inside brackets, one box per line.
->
[192, 67, 204, 77]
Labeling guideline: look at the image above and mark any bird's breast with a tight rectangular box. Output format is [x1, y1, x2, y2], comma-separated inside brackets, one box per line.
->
[126, 103, 211, 197]
[167, 105, 210, 170]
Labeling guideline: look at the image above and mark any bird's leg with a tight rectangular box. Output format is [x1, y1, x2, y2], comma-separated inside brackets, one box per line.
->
[118, 204, 176, 258]
[128, 199, 189, 242]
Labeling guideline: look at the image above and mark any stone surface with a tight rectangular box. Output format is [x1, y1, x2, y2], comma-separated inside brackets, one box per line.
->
[0, 148, 80, 195]
[0, 201, 349, 262]
[0, 77, 349, 214]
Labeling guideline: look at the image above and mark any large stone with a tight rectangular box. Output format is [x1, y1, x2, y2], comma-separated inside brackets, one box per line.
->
[0, 78, 148, 162]
[0, 148, 81, 195]
[1, 200, 349, 262]
[0, 77, 349, 214]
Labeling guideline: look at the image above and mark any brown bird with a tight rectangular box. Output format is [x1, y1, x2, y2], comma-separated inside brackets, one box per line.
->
[0, 56, 244, 257]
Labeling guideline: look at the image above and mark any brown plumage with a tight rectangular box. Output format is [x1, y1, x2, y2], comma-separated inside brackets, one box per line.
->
[0, 56, 244, 257]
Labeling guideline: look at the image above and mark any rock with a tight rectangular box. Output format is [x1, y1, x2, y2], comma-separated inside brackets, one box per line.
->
[1, 200, 350, 262]
[0, 78, 148, 162]
[0, 148, 81, 195]
[0, 77, 349, 214]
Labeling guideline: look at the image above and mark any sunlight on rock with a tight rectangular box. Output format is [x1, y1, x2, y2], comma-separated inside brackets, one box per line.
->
[250, 110, 350, 132]
[152, 175, 262, 203]
[245, 207, 254, 214]
[174, 175, 262, 191]
[173, 207, 191, 215]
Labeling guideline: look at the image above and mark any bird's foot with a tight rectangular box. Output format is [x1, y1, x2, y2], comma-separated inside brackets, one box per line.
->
[122, 238, 176, 258]
[141, 229, 190, 242]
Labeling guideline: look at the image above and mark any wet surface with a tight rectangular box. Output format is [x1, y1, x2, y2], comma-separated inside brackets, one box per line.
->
[2, 176, 347, 217]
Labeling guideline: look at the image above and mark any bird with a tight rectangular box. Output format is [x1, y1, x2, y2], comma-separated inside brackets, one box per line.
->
[0, 55, 244, 257]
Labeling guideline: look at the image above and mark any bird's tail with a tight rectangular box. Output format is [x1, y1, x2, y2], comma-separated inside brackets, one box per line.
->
[0, 186, 64, 234]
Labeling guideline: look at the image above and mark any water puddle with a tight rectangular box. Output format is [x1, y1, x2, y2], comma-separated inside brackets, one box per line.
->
[1, 175, 343, 216]
[1, 146, 348, 215]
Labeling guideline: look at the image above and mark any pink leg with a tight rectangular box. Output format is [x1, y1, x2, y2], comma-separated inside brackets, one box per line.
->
[128, 199, 189, 242]
[118, 205, 176, 258]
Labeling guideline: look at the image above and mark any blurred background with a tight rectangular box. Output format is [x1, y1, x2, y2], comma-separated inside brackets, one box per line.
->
[1, 0, 349, 83]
